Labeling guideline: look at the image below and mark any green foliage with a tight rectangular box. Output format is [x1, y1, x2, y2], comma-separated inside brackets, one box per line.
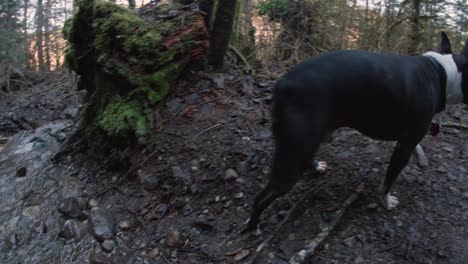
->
[257, 0, 289, 20]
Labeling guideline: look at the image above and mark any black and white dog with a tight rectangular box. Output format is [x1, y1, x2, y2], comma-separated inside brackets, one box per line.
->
[246, 32, 468, 231]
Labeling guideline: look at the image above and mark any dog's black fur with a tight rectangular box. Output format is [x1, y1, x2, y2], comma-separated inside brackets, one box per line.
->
[246, 32, 468, 231]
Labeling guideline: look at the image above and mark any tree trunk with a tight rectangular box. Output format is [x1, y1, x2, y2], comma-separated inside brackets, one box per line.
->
[23, 0, 29, 69]
[208, 0, 238, 71]
[408, 0, 421, 55]
[198, 0, 214, 29]
[36, 0, 46, 71]
[128, 0, 136, 9]
[44, 0, 52, 71]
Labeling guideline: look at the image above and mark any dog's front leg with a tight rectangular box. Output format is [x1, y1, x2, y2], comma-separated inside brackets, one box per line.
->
[381, 142, 416, 210]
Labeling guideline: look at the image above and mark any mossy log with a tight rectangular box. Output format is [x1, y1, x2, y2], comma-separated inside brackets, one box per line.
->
[63, 0, 208, 147]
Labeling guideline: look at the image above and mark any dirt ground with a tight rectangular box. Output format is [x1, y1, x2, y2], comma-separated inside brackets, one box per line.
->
[0, 67, 467, 264]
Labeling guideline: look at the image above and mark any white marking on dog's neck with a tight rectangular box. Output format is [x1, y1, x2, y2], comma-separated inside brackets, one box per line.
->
[424, 51, 463, 104]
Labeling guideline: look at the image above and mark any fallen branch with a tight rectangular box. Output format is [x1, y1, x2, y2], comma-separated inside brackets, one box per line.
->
[247, 182, 326, 264]
[229, 44, 252, 71]
[288, 182, 365, 264]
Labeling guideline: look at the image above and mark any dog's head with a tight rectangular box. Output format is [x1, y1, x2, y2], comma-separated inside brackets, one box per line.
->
[436, 32, 468, 105]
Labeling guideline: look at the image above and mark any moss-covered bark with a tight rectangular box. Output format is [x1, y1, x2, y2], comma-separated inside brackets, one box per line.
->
[63, 0, 208, 148]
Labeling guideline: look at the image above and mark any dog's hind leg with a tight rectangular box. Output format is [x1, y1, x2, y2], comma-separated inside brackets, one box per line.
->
[412, 144, 429, 168]
[245, 105, 328, 231]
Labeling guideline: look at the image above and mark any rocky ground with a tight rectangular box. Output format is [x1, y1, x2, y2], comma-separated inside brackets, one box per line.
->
[0, 68, 467, 264]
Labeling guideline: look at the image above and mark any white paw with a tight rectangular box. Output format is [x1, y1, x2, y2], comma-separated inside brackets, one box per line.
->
[382, 193, 399, 210]
[315, 161, 327, 173]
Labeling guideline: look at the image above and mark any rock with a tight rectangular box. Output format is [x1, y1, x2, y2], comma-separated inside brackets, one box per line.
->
[101, 239, 116, 253]
[88, 207, 116, 241]
[463, 191, 468, 199]
[224, 169, 239, 181]
[212, 74, 225, 89]
[192, 219, 214, 231]
[58, 197, 85, 220]
[364, 143, 379, 153]
[173, 197, 186, 209]
[367, 203, 378, 210]
[59, 219, 88, 241]
[119, 220, 130, 231]
[88, 199, 98, 209]
[64, 107, 79, 119]
[233, 249, 250, 262]
[343, 237, 355, 247]
[223, 200, 232, 208]
[165, 230, 185, 248]
[22, 206, 41, 220]
[16, 166, 27, 177]
[55, 132, 67, 142]
[234, 192, 244, 199]
[148, 248, 160, 258]
[90, 251, 107, 264]
[144, 175, 160, 191]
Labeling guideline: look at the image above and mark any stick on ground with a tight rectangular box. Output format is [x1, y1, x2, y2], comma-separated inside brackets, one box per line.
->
[247, 182, 326, 264]
[288, 182, 365, 264]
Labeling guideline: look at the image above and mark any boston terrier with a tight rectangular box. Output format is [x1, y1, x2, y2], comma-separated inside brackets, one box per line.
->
[246, 32, 468, 231]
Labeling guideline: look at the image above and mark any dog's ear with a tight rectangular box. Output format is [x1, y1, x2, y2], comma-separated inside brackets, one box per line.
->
[461, 39, 468, 59]
[437, 31, 453, 54]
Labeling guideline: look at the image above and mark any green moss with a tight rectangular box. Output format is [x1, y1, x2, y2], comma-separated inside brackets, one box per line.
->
[63, 0, 206, 146]
[96, 96, 150, 142]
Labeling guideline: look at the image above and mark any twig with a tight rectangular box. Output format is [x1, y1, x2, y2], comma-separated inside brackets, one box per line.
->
[147, 204, 171, 244]
[441, 121, 468, 130]
[247, 182, 326, 264]
[229, 44, 252, 71]
[288, 182, 365, 264]
[196, 123, 221, 137]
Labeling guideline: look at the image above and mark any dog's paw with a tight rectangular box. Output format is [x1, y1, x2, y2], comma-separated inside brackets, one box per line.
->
[314, 161, 328, 173]
[382, 193, 399, 210]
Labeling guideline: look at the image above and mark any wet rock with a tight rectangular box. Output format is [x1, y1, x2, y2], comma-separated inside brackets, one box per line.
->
[144, 175, 160, 191]
[90, 251, 107, 264]
[148, 248, 160, 258]
[233, 249, 250, 262]
[22, 205, 41, 220]
[16, 166, 27, 177]
[64, 107, 79, 119]
[165, 230, 185, 248]
[59, 219, 88, 241]
[88, 207, 116, 241]
[101, 239, 116, 253]
[224, 169, 238, 181]
[58, 197, 85, 220]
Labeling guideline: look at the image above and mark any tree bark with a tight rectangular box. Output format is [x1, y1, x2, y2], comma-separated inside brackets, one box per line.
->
[23, 0, 29, 69]
[128, 0, 136, 9]
[44, 0, 52, 71]
[408, 0, 421, 55]
[208, 0, 238, 71]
